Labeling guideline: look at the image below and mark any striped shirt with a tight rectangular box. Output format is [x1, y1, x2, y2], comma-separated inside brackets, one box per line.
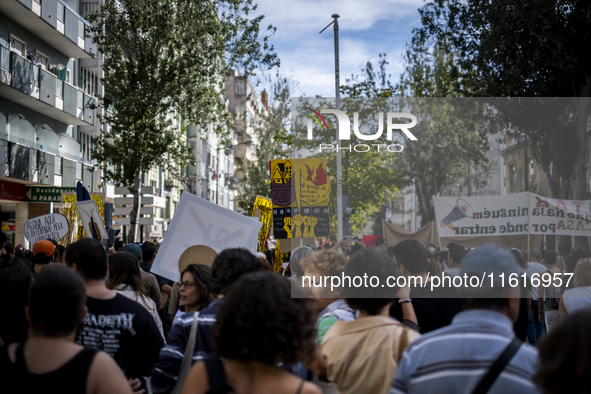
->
[391, 310, 541, 394]
[150, 298, 224, 393]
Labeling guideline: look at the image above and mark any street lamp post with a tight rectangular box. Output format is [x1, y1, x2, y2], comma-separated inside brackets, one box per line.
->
[320, 14, 343, 241]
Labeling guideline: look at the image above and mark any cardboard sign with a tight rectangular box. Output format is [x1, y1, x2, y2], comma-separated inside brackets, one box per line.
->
[75, 200, 108, 240]
[24, 213, 69, 244]
[270, 158, 329, 239]
[151, 192, 262, 282]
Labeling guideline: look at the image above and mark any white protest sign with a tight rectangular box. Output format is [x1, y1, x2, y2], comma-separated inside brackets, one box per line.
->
[24, 213, 69, 244]
[434, 192, 530, 237]
[75, 200, 108, 240]
[151, 192, 262, 282]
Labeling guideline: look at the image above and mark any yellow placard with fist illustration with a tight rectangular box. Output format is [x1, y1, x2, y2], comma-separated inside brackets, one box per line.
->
[270, 159, 329, 239]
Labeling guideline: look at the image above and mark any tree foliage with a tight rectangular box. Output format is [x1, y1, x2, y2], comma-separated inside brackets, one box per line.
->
[88, 0, 278, 240]
[414, 0, 591, 204]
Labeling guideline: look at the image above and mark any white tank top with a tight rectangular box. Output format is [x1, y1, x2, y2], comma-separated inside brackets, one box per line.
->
[563, 286, 591, 314]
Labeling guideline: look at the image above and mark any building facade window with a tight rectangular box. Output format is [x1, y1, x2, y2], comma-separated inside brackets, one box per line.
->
[35, 50, 50, 70]
[9, 35, 26, 57]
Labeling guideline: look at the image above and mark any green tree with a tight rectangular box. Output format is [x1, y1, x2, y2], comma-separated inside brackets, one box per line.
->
[88, 0, 278, 241]
[236, 73, 293, 213]
[394, 39, 491, 225]
[339, 48, 490, 228]
[415, 0, 591, 246]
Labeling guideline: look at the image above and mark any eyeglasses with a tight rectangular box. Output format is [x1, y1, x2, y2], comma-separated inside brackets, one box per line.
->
[177, 281, 196, 289]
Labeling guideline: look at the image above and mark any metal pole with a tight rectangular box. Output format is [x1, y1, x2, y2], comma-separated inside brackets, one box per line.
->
[216, 148, 220, 205]
[333, 13, 343, 242]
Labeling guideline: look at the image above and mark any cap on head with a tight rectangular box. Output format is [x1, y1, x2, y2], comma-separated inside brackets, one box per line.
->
[121, 243, 142, 258]
[178, 245, 218, 274]
[460, 244, 523, 296]
[33, 239, 56, 258]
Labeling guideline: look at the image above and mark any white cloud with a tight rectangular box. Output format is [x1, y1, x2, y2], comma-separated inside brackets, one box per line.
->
[250, 0, 424, 97]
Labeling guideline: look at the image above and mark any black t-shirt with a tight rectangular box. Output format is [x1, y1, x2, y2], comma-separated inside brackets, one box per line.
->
[0, 312, 28, 345]
[390, 284, 464, 334]
[75, 294, 164, 380]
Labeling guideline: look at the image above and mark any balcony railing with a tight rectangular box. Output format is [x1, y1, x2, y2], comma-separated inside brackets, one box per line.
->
[0, 50, 95, 126]
[0, 0, 96, 59]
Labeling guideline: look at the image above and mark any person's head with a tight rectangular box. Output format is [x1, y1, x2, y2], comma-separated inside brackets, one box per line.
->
[425, 243, 439, 260]
[535, 309, 591, 394]
[214, 273, 315, 366]
[3, 242, 14, 262]
[27, 265, 86, 337]
[179, 264, 216, 312]
[290, 246, 315, 277]
[508, 248, 527, 269]
[567, 249, 591, 273]
[33, 239, 56, 267]
[543, 251, 557, 267]
[56, 245, 66, 263]
[15, 244, 25, 258]
[141, 241, 157, 263]
[114, 240, 125, 252]
[448, 244, 467, 268]
[375, 237, 387, 251]
[257, 257, 274, 273]
[342, 249, 400, 315]
[530, 249, 542, 262]
[106, 252, 142, 292]
[211, 248, 260, 295]
[64, 238, 108, 281]
[341, 239, 353, 256]
[0, 231, 7, 257]
[122, 243, 143, 263]
[392, 239, 428, 275]
[300, 249, 347, 309]
[0, 258, 33, 315]
[573, 258, 591, 288]
[460, 244, 523, 323]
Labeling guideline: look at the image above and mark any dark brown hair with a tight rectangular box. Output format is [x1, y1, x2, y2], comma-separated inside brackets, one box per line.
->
[214, 273, 315, 365]
[107, 252, 148, 303]
[535, 309, 591, 393]
[180, 264, 216, 312]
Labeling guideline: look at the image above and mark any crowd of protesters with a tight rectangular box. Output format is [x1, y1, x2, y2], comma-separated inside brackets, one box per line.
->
[1, 228, 591, 394]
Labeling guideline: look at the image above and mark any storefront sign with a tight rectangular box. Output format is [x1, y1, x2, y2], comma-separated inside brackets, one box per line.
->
[0, 180, 26, 202]
[25, 187, 77, 202]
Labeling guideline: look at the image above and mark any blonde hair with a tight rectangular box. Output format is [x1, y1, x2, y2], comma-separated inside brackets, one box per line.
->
[574, 258, 591, 287]
[300, 249, 347, 277]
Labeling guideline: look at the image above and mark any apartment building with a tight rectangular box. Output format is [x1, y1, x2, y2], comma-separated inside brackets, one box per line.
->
[0, 0, 99, 246]
[184, 71, 267, 213]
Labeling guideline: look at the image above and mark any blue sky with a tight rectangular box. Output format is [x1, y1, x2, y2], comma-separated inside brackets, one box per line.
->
[253, 0, 425, 97]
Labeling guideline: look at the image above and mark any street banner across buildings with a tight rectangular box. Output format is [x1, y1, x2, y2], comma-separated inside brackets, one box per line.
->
[434, 192, 591, 238]
[151, 192, 262, 282]
[270, 158, 330, 239]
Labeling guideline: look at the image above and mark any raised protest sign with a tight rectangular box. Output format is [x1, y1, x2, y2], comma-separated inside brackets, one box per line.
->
[24, 213, 69, 244]
[271, 158, 329, 239]
[75, 200, 108, 241]
[151, 192, 262, 282]
[434, 192, 591, 238]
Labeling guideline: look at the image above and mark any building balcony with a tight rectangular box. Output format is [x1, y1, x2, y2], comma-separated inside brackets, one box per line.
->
[234, 142, 255, 163]
[0, 49, 95, 126]
[0, 0, 96, 59]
